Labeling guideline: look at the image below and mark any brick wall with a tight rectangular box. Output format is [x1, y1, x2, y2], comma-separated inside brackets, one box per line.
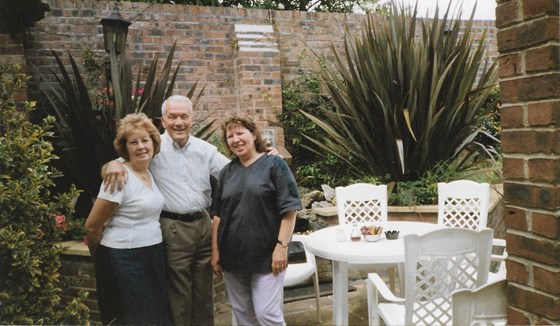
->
[22, 0, 366, 150]
[496, 0, 560, 324]
[21, 0, 497, 149]
[59, 253, 101, 324]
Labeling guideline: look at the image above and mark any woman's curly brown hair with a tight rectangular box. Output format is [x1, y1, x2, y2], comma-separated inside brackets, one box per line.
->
[113, 113, 161, 161]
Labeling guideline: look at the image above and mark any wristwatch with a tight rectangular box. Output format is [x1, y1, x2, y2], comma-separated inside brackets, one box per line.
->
[277, 240, 289, 248]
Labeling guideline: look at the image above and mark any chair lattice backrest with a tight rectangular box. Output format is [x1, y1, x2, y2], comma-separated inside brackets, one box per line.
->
[336, 183, 388, 226]
[403, 228, 493, 325]
[438, 181, 490, 230]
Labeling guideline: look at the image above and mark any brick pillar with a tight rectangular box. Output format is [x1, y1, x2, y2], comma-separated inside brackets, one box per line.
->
[496, 0, 560, 324]
[233, 24, 289, 158]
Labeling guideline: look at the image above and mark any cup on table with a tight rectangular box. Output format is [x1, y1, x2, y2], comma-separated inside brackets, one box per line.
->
[336, 226, 346, 242]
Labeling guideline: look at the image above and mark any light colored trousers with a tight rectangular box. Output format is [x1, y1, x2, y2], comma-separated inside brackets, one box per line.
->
[225, 270, 287, 326]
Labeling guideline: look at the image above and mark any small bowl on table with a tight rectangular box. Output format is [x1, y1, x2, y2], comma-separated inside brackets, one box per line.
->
[385, 230, 400, 240]
[363, 234, 381, 242]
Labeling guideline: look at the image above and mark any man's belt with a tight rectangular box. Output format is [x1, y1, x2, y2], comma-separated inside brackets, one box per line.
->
[161, 210, 205, 222]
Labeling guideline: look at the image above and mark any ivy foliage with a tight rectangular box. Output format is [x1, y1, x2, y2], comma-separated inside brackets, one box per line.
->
[0, 64, 89, 324]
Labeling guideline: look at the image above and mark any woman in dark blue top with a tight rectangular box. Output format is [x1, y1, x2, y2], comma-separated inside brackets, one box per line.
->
[210, 116, 301, 325]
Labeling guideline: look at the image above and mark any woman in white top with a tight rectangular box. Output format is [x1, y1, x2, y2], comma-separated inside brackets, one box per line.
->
[85, 113, 171, 325]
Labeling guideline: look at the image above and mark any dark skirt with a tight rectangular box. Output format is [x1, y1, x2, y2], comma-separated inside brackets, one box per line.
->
[95, 243, 172, 325]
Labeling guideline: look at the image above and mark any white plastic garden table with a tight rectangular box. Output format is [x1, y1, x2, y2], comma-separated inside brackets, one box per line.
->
[305, 221, 444, 326]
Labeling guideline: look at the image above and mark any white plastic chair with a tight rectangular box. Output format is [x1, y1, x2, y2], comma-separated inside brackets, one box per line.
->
[438, 180, 507, 282]
[335, 183, 399, 292]
[366, 228, 493, 326]
[452, 279, 507, 326]
[283, 234, 322, 323]
[336, 183, 388, 225]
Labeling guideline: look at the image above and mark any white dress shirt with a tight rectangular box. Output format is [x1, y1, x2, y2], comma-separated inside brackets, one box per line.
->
[149, 132, 230, 214]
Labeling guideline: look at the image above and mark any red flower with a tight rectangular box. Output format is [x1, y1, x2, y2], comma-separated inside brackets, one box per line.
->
[55, 214, 65, 224]
[55, 214, 68, 232]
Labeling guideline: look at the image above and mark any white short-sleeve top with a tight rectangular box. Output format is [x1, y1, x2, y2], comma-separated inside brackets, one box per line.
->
[97, 165, 165, 249]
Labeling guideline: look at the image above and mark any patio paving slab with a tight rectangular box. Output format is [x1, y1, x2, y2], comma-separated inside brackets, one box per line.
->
[215, 280, 371, 326]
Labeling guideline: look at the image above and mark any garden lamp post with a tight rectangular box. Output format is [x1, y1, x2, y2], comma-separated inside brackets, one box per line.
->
[100, 2, 131, 55]
[100, 1, 131, 119]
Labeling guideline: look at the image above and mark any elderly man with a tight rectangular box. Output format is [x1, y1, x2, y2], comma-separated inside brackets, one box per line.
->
[104, 95, 228, 325]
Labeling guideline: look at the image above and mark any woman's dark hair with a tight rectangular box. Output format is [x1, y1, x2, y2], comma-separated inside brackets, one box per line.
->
[220, 116, 267, 156]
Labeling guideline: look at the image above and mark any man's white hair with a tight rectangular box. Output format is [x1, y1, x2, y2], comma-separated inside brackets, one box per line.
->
[161, 95, 193, 116]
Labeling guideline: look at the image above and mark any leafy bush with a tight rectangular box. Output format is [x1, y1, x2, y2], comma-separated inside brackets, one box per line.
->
[279, 66, 352, 188]
[0, 64, 89, 324]
[302, 3, 499, 183]
[354, 157, 502, 206]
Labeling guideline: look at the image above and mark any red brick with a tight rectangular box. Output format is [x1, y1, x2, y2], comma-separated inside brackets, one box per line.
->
[528, 158, 560, 183]
[506, 258, 530, 284]
[500, 105, 525, 128]
[504, 205, 528, 230]
[534, 184, 559, 209]
[508, 307, 531, 325]
[496, 0, 522, 28]
[12, 88, 28, 103]
[531, 212, 560, 239]
[500, 74, 560, 103]
[503, 157, 525, 180]
[508, 284, 560, 320]
[523, 0, 560, 19]
[534, 265, 560, 295]
[527, 101, 560, 126]
[506, 232, 558, 265]
[526, 45, 560, 73]
[497, 17, 560, 52]
[498, 52, 523, 77]
[501, 130, 558, 154]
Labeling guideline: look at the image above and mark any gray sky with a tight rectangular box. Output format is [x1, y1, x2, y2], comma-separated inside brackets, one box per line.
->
[394, 0, 496, 20]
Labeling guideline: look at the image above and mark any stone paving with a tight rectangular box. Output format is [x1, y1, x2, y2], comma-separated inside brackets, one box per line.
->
[215, 279, 372, 326]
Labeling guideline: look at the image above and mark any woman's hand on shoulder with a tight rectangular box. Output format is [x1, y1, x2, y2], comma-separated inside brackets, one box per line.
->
[266, 146, 282, 158]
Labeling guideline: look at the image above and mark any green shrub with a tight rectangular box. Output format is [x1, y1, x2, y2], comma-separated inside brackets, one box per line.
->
[279, 66, 352, 188]
[354, 158, 502, 206]
[0, 64, 89, 324]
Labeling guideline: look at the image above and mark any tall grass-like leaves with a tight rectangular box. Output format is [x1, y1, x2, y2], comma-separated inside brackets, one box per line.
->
[40, 42, 207, 206]
[303, 2, 497, 182]
[40, 51, 115, 201]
